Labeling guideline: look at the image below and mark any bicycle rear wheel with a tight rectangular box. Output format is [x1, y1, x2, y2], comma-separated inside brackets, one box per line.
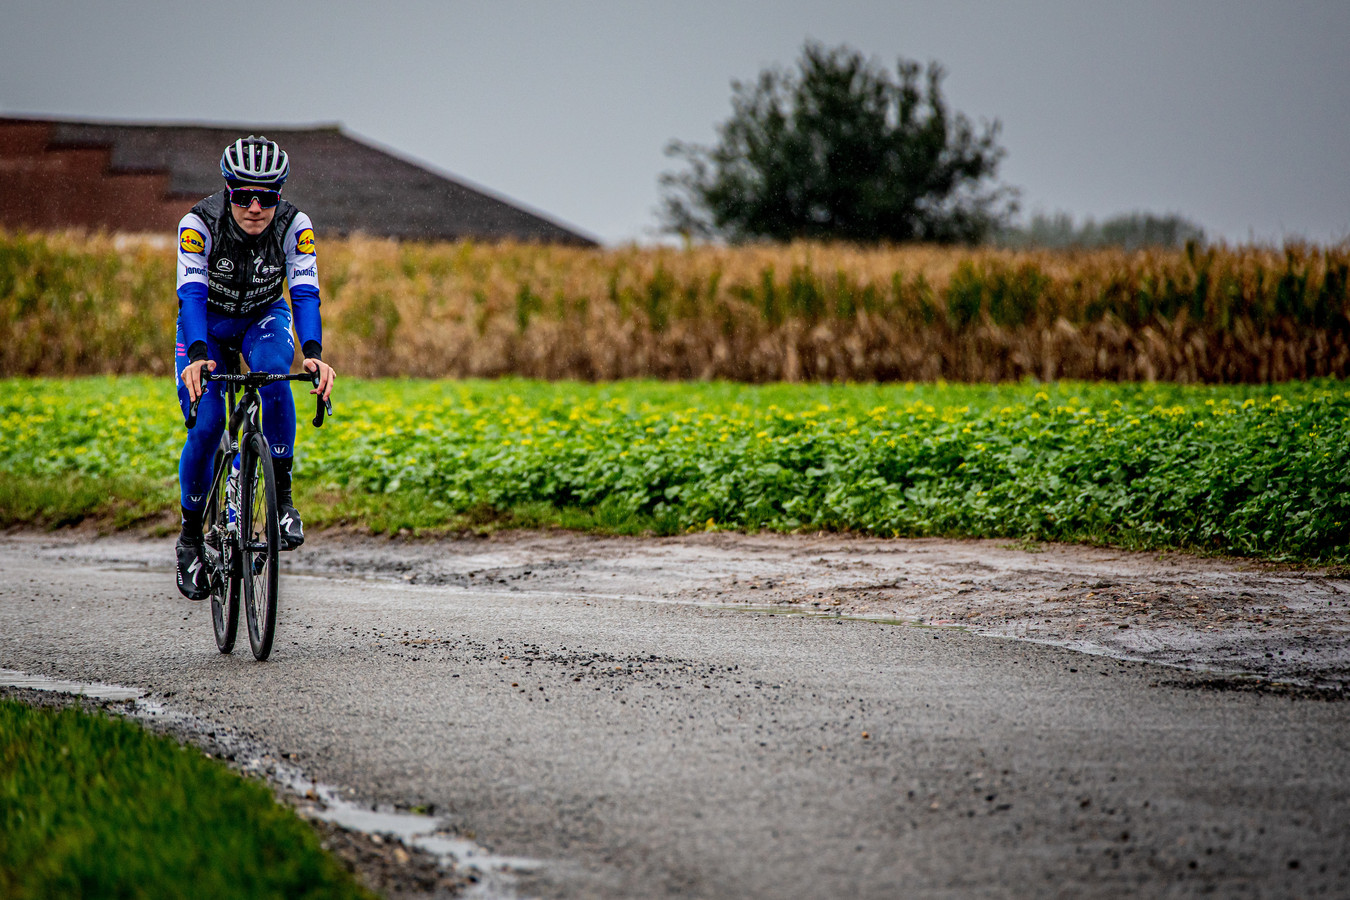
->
[240, 432, 280, 661]
[204, 447, 240, 653]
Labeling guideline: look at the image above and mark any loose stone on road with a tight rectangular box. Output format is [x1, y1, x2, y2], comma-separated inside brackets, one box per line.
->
[1, 533, 1347, 898]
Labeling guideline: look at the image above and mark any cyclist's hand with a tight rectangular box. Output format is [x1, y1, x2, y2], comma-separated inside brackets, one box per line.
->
[181, 359, 217, 402]
[303, 357, 335, 401]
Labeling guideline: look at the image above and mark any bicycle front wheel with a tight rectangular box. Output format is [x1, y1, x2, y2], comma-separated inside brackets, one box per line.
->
[204, 446, 240, 653]
[240, 433, 280, 661]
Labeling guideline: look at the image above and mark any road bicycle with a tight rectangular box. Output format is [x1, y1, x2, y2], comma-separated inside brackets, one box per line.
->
[186, 361, 331, 661]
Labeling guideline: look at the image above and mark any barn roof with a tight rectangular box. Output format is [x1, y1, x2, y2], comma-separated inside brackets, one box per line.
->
[0, 116, 597, 245]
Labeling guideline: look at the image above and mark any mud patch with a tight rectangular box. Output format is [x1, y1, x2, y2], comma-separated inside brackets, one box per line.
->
[289, 531, 1350, 691]
[309, 817, 465, 898]
[1157, 676, 1349, 702]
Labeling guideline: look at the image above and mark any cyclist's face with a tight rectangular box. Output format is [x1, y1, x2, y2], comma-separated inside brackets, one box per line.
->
[229, 185, 276, 235]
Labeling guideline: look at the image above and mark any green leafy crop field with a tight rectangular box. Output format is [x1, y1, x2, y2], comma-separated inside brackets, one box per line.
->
[2, 377, 1347, 562]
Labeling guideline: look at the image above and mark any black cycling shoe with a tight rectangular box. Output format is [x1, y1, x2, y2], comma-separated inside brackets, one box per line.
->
[278, 504, 305, 550]
[176, 534, 211, 601]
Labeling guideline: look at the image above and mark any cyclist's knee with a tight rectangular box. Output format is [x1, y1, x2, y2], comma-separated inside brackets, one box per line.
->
[178, 381, 225, 426]
[186, 398, 225, 442]
[258, 380, 296, 425]
[248, 342, 293, 375]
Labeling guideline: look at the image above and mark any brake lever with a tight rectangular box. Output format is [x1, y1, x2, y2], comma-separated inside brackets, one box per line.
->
[184, 371, 214, 430]
[311, 372, 332, 427]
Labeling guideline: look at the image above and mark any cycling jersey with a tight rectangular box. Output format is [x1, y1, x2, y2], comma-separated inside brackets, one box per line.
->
[176, 190, 322, 362]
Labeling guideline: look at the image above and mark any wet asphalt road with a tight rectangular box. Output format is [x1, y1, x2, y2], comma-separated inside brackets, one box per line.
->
[2, 536, 1348, 899]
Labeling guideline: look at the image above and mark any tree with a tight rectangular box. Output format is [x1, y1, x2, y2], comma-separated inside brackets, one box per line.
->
[660, 42, 1016, 244]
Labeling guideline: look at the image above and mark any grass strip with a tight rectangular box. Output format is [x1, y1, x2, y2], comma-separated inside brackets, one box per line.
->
[0, 698, 372, 900]
[2, 377, 1347, 562]
[0, 473, 175, 530]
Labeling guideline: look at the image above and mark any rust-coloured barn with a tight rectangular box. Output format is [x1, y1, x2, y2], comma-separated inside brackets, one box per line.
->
[0, 116, 597, 245]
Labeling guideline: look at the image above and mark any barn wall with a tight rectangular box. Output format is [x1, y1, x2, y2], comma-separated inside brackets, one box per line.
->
[0, 122, 194, 232]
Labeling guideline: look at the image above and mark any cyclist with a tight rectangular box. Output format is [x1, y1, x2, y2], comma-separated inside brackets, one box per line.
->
[174, 135, 335, 600]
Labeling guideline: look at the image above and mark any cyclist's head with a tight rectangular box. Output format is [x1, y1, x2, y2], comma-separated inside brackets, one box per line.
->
[220, 135, 289, 190]
[221, 136, 288, 234]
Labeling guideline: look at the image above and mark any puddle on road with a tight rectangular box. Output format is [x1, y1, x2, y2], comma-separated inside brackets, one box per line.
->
[0, 667, 143, 701]
[291, 782, 541, 895]
[0, 667, 540, 899]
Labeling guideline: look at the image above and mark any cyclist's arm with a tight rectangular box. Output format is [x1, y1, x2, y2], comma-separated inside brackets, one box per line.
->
[284, 213, 334, 399]
[177, 214, 215, 399]
[284, 213, 322, 361]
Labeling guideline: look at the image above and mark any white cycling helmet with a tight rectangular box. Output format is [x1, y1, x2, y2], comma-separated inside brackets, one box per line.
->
[220, 135, 289, 188]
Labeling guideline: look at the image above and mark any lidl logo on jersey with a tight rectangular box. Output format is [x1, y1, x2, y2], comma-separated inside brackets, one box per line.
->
[295, 228, 316, 256]
[179, 227, 206, 254]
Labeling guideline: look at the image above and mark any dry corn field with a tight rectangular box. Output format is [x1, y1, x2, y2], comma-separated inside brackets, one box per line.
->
[3, 229, 1348, 382]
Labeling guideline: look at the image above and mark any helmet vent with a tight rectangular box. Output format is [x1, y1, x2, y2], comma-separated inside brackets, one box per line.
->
[221, 135, 289, 188]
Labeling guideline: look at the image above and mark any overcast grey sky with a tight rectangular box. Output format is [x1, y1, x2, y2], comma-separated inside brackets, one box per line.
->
[4, 1, 1348, 245]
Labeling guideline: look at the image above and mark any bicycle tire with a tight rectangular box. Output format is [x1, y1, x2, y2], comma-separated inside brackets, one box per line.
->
[204, 446, 240, 653]
[240, 432, 280, 661]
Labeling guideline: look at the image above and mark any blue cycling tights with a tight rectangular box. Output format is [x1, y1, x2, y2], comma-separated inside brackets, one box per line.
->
[175, 298, 297, 511]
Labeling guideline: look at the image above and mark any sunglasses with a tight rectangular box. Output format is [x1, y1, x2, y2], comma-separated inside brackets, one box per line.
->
[228, 187, 281, 209]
